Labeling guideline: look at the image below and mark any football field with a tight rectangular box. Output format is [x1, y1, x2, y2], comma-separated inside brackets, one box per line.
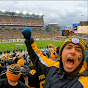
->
[0, 40, 63, 52]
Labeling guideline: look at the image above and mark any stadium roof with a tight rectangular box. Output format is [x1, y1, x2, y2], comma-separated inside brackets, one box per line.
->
[48, 23, 58, 25]
[0, 10, 44, 18]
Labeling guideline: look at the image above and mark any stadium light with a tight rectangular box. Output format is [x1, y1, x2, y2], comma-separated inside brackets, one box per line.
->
[29, 12, 32, 15]
[35, 13, 38, 15]
[23, 11, 27, 15]
[39, 13, 43, 16]
[15, 10, 20, 14]
[1, 10, 5, 12]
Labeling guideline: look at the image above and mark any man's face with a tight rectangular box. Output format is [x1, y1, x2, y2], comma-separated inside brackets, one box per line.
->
[62, 43, 83, 73]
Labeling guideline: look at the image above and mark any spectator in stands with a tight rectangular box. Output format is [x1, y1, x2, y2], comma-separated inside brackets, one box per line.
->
[43, 50, 51, 58]
[0, 50, 2, 55]
[21, 65, 30, 87]
[0, 64, 28, 88]
[0, 58, 2, 66]
[17, 58, 24, 67]
[6, 58, 15, 67]
[0, 63, 6, 74]
[0, 58, 15, 79]
[48, 43, 60, 61]
[22, 28, 88, 88]
[66, 29, 73, 37]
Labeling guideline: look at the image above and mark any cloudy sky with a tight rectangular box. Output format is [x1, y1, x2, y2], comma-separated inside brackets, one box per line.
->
[0, 0, 87, 27]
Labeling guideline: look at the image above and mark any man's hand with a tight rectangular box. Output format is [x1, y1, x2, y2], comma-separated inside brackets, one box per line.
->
[21, 28, 32, 40]
[48, 43, 54, 48]
[66, 29, 73, 38]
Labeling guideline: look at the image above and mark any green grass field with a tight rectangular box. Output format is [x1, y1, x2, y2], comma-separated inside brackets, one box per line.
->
[0, 40, 63, 52]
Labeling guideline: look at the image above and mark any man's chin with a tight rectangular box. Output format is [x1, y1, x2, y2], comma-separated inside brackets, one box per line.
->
[64, 67, 74, 73]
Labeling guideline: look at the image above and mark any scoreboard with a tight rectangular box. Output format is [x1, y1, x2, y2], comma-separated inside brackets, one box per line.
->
[78, 26, 88, 33]
[73, 21, 88, 33]
[80, 21, 88, 26]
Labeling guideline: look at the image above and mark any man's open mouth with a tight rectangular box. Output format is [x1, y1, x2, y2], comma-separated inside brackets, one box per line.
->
[66, 58, 74, 65]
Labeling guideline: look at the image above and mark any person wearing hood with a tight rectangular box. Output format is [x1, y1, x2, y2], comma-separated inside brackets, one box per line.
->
[21, 28, 88, 88]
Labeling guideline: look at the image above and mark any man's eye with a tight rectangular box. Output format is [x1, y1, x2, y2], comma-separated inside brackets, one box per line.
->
[76, 49, 81, 52]
[66, 47, 71, 49]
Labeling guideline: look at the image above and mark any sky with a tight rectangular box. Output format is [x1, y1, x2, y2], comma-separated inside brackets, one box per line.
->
[0, 0, 88, 27]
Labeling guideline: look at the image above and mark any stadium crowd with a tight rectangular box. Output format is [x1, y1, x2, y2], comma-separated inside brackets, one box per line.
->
[0, 16, 44, 26]
[0, 27, 87, 42]
[0, 28, 61, 40]
[0, 28, 23, 40]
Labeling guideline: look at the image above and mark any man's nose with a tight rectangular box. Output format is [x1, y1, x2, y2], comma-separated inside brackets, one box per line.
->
[70, 48, 75, 55]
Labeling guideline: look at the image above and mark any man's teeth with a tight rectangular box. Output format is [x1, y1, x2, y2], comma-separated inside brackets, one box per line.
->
[69, 58, 73, 60]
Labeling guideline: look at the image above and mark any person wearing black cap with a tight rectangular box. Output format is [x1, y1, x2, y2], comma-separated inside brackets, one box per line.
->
[21, 28, 88, 88]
